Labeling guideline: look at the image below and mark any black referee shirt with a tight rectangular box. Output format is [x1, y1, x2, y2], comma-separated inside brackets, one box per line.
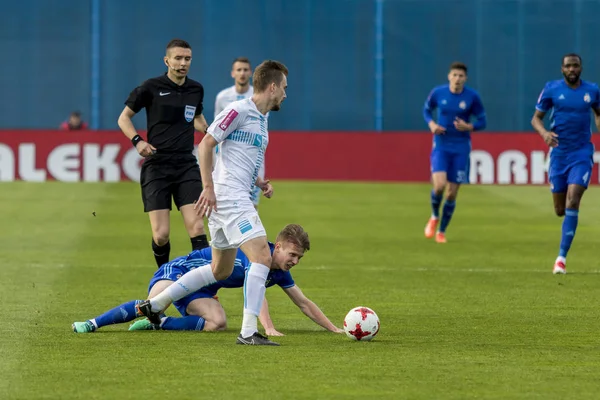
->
[125, 74, 204, 158]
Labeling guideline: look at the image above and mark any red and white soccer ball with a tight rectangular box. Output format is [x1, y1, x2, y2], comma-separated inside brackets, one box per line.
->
[343, 306, 380, 341]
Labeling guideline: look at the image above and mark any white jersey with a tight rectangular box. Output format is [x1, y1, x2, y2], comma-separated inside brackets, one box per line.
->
[208, 98, 268, 200]
[214, 85, 254, 119]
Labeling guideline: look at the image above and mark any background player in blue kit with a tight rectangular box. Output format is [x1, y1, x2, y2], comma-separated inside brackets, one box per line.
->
[531, 54, 600, 274]
[422, 62, 487, 243]
[72, 224, 343, 338]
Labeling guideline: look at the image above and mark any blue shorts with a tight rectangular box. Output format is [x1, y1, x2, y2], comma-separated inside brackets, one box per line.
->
[549, 147, 594, 193]
[430, 149, 470, 184]
[148, 265, 218, 317]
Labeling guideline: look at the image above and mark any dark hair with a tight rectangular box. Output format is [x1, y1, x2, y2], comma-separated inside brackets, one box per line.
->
[253, 60, 288, 93]
[166, 39, 191, 52]
[70, 111, 81, 117]
[450, 61, 467, 75]
[562, 53, 582, 65]
[232, 57, 251, 67]
[449, 62, 467, 74]
[276, 224, 310, 252]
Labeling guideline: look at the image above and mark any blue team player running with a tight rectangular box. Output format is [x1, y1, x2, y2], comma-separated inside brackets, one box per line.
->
[531, 53, 600, 274]
[422, 62, 487, 243]
[72, 224, 343, 339]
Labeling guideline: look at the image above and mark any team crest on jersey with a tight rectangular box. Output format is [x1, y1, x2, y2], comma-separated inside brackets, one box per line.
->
[584, 93, 591, 103]
[184, 105, 196, 122]
[459, 101, 467, 109]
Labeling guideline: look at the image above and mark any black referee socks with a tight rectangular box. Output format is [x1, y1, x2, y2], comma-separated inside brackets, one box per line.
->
[152, 239, 171, 268]
[190, 234, 209, 251]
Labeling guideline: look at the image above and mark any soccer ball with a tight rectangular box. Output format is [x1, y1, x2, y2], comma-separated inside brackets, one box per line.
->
[343, 306, 380, 341]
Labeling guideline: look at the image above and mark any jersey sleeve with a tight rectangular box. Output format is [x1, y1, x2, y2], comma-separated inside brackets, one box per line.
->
[125, 81, 152, 113]
[470, 92, 487, 131]
[207, 106, 244, 143]
[423, 88, 437, 124]
[276, 271, 295, 289]
[535, 83, 553, 113]
[592, 86, 600, 109]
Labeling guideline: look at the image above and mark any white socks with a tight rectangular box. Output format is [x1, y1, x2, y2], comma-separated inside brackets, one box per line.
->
[150, 264, 217, 312]
[240, 262, 270, 337]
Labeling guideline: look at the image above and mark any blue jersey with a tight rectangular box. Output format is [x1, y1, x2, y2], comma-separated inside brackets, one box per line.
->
[160, 243, 295, 292]
[535, 79, 600, 155]
[423, 84, 486, 152]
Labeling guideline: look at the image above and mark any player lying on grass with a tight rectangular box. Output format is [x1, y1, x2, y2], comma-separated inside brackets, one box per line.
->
[72, 224, 343, 337]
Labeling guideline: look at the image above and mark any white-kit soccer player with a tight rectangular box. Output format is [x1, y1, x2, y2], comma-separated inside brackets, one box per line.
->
[213, 57, 266, 209]
[137, 60, 288, 345]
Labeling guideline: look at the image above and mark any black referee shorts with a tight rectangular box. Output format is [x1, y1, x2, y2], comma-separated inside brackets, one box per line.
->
[140, 160, 202, 212]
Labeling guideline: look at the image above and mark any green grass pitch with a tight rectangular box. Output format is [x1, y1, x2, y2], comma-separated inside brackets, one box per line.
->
[2, 181, 600, 399]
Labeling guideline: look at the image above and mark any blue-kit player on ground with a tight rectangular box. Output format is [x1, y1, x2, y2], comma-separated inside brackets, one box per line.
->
[72, 224, 343, 339]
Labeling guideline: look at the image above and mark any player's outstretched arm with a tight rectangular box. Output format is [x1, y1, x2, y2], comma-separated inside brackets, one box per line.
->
[258, 297, 284, 336]
[283, 286, 343, 333]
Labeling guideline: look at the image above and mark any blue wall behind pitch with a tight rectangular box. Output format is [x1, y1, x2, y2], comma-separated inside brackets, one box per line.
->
[1, 0, 598, 131]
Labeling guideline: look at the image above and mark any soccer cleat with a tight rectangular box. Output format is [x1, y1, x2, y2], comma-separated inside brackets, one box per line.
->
[129, 318, 160, 331]
[424, 217, 439, 239]
[135, 300, 162, 325]
[435, 232, 447, 243]
[72, 321, 96, 333]
[553, 259, 566, 275]
[236, 332, 280, 346]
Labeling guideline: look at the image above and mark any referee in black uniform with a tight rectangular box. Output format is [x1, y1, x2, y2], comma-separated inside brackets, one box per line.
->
[117, 39, 209, 267]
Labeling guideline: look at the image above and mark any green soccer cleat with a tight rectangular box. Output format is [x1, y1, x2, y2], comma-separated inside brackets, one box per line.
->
[128, 318, 160, 331]
[72, 321, 96, 333]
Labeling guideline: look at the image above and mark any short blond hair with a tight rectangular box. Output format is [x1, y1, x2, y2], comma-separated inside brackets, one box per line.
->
[253, 60, 288, 93]
[276, 224, 310, 252]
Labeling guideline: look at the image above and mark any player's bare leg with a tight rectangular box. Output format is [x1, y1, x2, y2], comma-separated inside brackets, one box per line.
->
[148, 210, 171, 268]
[180, 204, 209, 250]
[186, 298, 227, 331]
[553, 185, 585, 274]
[147, 280, 175, 300]
[552, 192, 567, 217]
[426, 172, 446, 238]
[237, 236, 279, 345]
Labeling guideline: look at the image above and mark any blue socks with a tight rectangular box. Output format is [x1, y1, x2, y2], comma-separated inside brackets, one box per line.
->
[439, 200, 456, 233]
[89, 301, 206, 332]
[161, 316, 206, 331]
[430, 190, 443, 218]
[93, 300, 141, 328]
[559, 208, 579, 258]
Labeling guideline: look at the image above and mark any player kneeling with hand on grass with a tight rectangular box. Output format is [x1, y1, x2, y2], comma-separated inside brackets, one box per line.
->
[73, 224, 343, 339]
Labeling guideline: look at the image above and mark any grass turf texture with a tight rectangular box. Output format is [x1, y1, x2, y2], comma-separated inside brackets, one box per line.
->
[2, 181, 600, 399]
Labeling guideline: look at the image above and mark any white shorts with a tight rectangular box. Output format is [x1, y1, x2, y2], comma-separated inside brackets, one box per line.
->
[208, 198, 267, 250]
[250, 162, 266, 206]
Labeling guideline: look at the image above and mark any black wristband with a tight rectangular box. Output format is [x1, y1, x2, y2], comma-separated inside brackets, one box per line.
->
[131, 135, 143, 147]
